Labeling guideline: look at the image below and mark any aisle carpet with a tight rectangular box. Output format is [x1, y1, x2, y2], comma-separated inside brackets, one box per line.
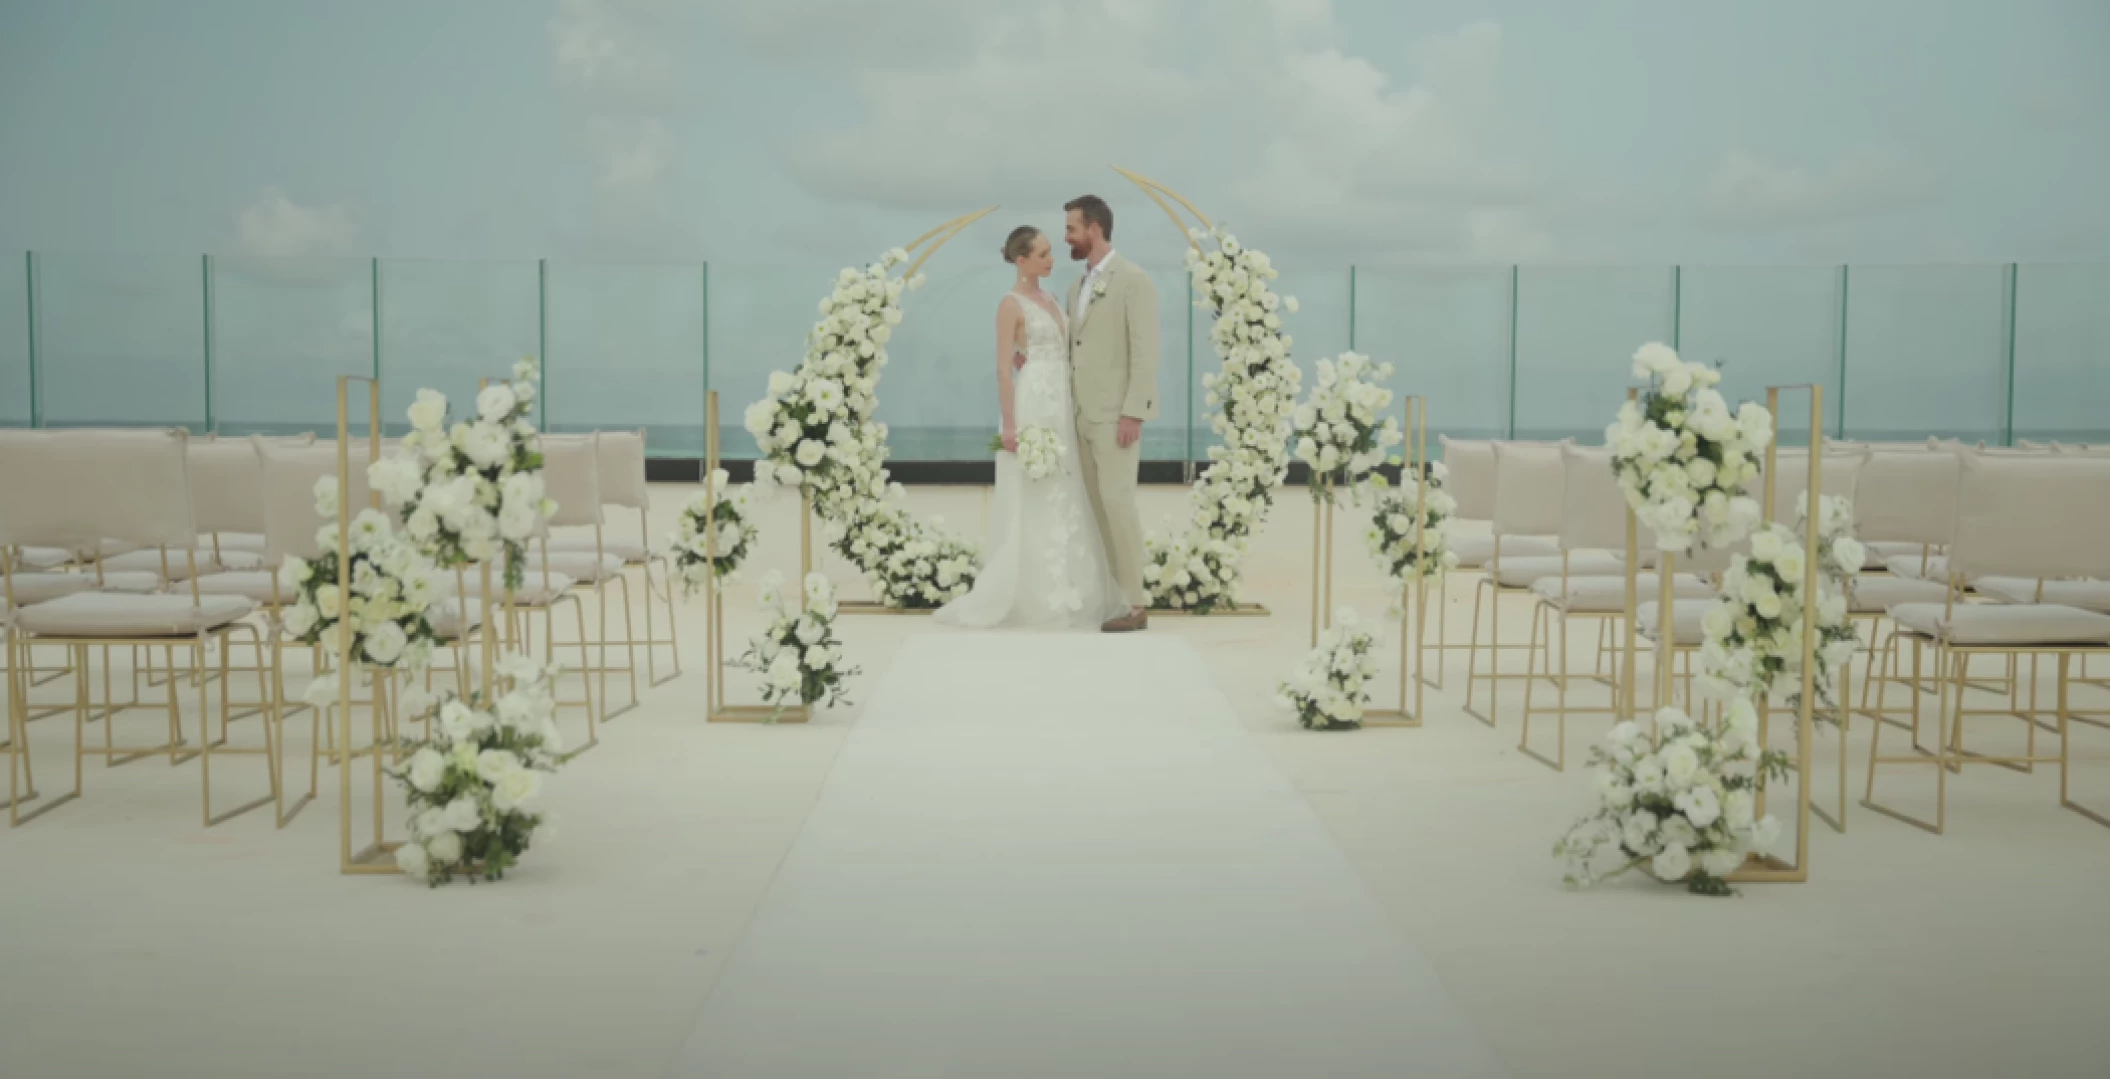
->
[669, 633, 1505, 1078]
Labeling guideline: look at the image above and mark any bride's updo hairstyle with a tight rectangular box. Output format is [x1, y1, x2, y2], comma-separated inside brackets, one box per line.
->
[1001, 226, 1041, 264]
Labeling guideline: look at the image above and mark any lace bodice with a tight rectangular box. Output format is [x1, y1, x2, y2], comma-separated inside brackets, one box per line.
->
[1007, 291, 1068, 368]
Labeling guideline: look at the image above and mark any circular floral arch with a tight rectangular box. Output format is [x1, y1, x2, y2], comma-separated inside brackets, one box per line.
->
[745, 169, 1301, 613]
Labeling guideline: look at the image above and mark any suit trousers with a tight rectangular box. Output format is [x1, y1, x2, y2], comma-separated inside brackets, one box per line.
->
[1075, 415, 1147, 609]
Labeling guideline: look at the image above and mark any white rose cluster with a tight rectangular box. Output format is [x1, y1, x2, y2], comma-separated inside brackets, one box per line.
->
[1554, 706, 1790, 896]
[670, 469, 757, 596]
[738, 571, 861, 721]
[1143, 227, 1304, 613]
[380, 357, 557, 591]
[1363, 461, 1461, 617]
[1607, 343, 1772, 553]
[1696, 494, 1861, 719]
[1293, 351, 1401, 501]
[1015, 425, 1063, 481]
[388, 654, 564, 886]
[283, 476, 442, 679]
[745, 251, 983, 609]
[1276, 607, 1384, 731]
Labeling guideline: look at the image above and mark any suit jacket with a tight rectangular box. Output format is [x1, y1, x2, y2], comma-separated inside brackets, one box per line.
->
[1066, 254, 1160, 423]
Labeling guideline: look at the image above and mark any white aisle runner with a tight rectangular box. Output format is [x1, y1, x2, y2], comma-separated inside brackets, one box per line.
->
[669, 634, 1505, 1079]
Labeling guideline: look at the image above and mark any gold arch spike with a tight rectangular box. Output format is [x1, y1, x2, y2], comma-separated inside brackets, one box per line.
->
[1112, 166, 1214, 232]
[903, 206, 999, 278]
[1111, 167, 1207, 252]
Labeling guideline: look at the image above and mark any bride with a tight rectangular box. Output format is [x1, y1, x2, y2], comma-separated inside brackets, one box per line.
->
[935, 226, 1128, 631]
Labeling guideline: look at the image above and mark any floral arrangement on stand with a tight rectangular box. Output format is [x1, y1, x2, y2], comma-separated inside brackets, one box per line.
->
[671, 468, 757, 596]
[1277, 607, 1383, 731]
[745, 251, 981, 609]
[388, 655, 564, 886]
[1141, 227, 1305, 614]
[1363, 461, 1460, 617]
[284, 477, 443, 703]
[373, 358, 557, 591]
[1553, 706, 1791, 896]
[1607, 343, 1772, 553]
[736, 571, 861, 721]
[1697, 494, 1863, 718]
[1292, 351, 1400, 502]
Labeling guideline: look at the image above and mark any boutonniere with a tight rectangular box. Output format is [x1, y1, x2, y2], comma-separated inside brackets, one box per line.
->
[1090, 280, 1108, 300]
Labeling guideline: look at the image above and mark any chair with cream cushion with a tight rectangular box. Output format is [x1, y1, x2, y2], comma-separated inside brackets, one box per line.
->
[530, 434, 632, 728]
[548, 430, 680, 685]
[0, 428, 274, 827]
[1866, 451, 2110, 833]
[95, 439, 269, 581]
[1464, 442, 1591, 727]
[1518, 444, 1713, 769]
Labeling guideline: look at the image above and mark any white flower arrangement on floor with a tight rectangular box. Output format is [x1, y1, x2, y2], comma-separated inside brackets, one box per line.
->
[1608, 343, 1772, 553]
[283, 477, 441, 675]
[1554, 706, 1791, 896]
[1142, 227, 1304, 613]
[375, 357, 556, 591]
[747, 251, 981, 609]
[1697, 495, 1862, 719]
[388, 655, 564, 887]
[1293, 351, 1400, 502]
[737, 571, 860, 721]
[1277, 607, 1383, 731]
[1363, 461, 1459, 616]
[671, 469, 756, 596]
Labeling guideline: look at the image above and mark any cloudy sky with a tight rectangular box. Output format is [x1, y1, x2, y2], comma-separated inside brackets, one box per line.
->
[1, 0, 2106, 268]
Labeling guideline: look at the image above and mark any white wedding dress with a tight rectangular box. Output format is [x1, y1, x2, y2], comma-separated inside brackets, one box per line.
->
[936, 291, 1128, 631]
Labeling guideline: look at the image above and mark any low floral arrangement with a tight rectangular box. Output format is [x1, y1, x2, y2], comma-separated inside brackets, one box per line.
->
[1697, 495, 1862, 717]
[1608, 343, 1772, 553]
[1554, 705, 1790, 896]
[821, 498, 980, 610]
[1293, 351, 1400, 501]
[1363, 460, 1459, 616]
[374, 357, 557, 591]
[1277, 607, 1384, 731]
[1142, 227, 1304, 612]
[737, 571, 860, 721]
[388, 655, 564, 887]
[671, 469, 756, 596]
[282, 476, 441, 673]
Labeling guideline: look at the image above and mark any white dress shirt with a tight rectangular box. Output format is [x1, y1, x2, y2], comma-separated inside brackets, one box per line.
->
[1075, 248, 1117, 325]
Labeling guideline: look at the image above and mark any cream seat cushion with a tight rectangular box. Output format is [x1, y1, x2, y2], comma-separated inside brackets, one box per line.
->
[1492, 553, 1627, 589]
[1972, 578, 2110, 615]
[1531, 573, 1713, 614]
[1889, 602, 2110, 646]
[546, 536, 652, 564]
[1636, 599, 1714, 647]
[1448, 534, 1560, 569]
[1848, 576, 1952, 614]
[14, 593, 256, 637]
[100, 547, 265, 579]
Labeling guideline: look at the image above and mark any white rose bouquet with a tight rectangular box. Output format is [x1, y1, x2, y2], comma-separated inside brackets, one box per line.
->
[387, 655, 564, 887]
[1697, 495, 1861, 718]
[1363, 461, 1460, 616]
[282, 476, 441, 676]
[1607, 343, 1772, 553]
[1277, 607, 1383, 731]
[1293, 351, 1400, 502]
[1015, 426, 1063, 481]
[1144, 227, 1304, 613]
[670, 469, 756, 596]
[1554, 706, 1791, 896]
[737, 571, 860, 721]
[380, 358, 556, 591]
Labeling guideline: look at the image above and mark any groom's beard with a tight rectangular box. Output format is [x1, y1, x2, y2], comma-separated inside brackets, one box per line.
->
[1068, 242, 1089, 261]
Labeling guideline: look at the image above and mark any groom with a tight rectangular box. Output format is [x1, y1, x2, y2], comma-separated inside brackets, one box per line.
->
[1064, 194, 1158, 633]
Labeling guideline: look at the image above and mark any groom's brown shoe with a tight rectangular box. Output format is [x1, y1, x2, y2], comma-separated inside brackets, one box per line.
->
[1101, 607, 1148, 633]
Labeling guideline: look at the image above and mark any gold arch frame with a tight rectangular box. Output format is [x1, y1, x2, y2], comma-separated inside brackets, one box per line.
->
[894, 167, 1216, 269]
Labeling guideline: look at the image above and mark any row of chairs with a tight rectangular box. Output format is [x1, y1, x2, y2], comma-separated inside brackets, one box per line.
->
[1, 426, 683, 828]
[1415, 435, 2109, 832]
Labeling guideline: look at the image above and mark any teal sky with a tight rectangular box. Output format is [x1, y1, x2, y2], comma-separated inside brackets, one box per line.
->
[2, 0, 2107, 268]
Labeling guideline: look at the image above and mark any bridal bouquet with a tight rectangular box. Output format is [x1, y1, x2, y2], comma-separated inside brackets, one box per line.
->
[986, 425, 1065, 481]
[388, 655, 564, 887]
[282, 477, 442, 675]
[377, 358, 557, 591]
[1277, 607, 1383, 731]
[1697, 495, 1862, 717]
[737, 571, 860, 721]
[1363, 461, 1459, 616]
[1608, 343, 1771, 553]
[1293, 351, 1400, 502]
[671, 469, 756, 596]
[1143, 227, 1303, 612]
[1554, 706, 1790, 896]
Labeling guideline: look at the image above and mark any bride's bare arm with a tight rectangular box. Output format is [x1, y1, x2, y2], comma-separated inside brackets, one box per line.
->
[995, 298, 1022, 452]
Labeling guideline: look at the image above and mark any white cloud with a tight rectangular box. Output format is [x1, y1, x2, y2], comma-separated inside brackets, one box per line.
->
[231, 188, 360, 258]
[1700, 146, 1935, 230]
[742, 4, 1546, 260]
[548, 0, 699, 258]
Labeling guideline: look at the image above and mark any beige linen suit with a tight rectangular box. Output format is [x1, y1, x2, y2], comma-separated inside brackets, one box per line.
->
[1066, 255, 1159, 608]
